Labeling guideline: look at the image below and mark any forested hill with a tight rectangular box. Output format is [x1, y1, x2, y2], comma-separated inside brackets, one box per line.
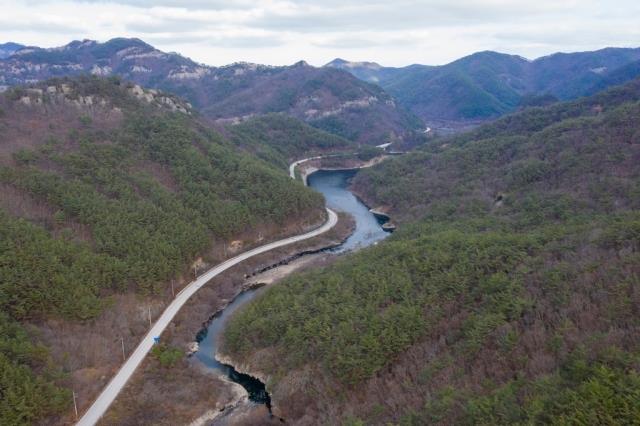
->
[354, 77, 640, 221]
[327, 47, 640, 123]
[224, 113, 354, 168]
[0, 42, 24, 59]
[222, 79, 640, 424]
[0, 38, 422, 146]
[0, 75, 324, 424]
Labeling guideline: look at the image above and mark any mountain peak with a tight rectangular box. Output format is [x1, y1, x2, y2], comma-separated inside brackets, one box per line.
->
[0, 42, 25, 59]
[454, 50, 529, 64]
[47, 38, 154, 55]
[325, 58, 348, 66]
[292, 60, 310, 68]
[104, 37, 153, 49]
[325, 58, 382, 70]
[0, 42, 25, 50]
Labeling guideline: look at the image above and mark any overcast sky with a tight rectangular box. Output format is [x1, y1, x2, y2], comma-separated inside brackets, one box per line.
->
[1, 0, 639, 67]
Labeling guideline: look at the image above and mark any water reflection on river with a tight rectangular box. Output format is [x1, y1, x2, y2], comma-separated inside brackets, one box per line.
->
[307, 169, 390, 252]
[194, 168, 390, 405]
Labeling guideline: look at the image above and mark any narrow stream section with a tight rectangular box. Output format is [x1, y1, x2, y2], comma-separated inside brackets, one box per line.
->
[194, 290, 271, 407]
[193, 168, 391, 412]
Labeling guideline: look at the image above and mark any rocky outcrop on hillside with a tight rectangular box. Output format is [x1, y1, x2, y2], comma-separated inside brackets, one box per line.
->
[0, 38, 421, 145]
[5, 78, 191, 115]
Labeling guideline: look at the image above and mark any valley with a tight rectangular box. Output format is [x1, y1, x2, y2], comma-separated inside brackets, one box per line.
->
[77, 206, 338, 426]
[192, 166, 391, 422]
[0, 27, 638, 426]
[327, 48, 640, 127]
[98, 153, 394, 425]
[221, 78, 640, 425]
[0, 39, 421, 146]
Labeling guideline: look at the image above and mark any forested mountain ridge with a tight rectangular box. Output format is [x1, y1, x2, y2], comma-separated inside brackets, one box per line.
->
[222, 79, 640, 424]
[201, 63, 423, 146]
[326, 47, 640, 123]
[0, 75, 326, 424]
[0, 42, 24, 59]
[354, 77, 640, 220]
[324, 58, 402, 83]
[223, 113, 354, 169]
[585, 59, 640, 97]
[0, 38, 422, 145]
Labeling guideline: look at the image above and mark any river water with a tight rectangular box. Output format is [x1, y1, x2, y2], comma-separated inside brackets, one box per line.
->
[307, 169, 389, 252]
[194, 168, 391, 407]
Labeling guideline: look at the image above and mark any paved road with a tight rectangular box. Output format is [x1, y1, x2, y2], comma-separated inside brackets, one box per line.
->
[77, 207, 337, 426]
[289, 155, 322, 179]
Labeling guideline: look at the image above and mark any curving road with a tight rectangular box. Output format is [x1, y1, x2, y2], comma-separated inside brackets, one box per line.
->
[77, 207, 337, 426]
[289, 155, 322, 179]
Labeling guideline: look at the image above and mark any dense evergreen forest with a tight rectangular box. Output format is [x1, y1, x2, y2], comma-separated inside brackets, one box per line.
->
[0, 76, 325, 424]
[222, 79, 640, 424]
[226, 113, 354, 168]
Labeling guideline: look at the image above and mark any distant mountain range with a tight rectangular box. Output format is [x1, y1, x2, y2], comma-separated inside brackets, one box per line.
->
[0, 38, 420, 145]
[326, 48, 640, 123]
[2, 38, 639, 136]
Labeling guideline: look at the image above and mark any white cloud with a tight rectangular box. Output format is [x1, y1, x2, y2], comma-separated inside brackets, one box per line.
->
[0, 0, 638, 66]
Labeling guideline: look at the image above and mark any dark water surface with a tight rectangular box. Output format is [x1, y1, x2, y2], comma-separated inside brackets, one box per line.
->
[307, 169, 390, 252]
[194, 290, 271, 405]
[194, 168, 390, 406]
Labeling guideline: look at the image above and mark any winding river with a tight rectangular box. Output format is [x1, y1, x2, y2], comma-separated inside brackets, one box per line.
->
[194, 167, 391, 410]
[307, 169, 389, 252]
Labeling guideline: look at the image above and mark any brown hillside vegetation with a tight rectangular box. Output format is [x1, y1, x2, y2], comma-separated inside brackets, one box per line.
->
[0, 38, 423, 146]
[221, 79, 640, 424]
[0, 75, 327, 425]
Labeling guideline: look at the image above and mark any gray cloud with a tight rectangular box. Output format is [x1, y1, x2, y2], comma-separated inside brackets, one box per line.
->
[0, 18, 85, 34]
[146, 32, 286, 48]
[0, 0, 638, 66]
[73, 0, 257, 8]
[217, 1, 583, 32]
[312, 33, 423, 49]
[125, 17, 212, 34]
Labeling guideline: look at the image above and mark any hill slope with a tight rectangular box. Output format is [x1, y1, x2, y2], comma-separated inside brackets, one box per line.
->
[0, 38, 421, 145]
[221, 80, 640, 424]
[224, 113, 354, 168]
[0, 75, 325, 424]
[327, 47, 640, 123]
[199, 62, 421, 145]
[586, 59, 640, 96]
[324, 58, 409, 84]
[0, 42, 24, 59]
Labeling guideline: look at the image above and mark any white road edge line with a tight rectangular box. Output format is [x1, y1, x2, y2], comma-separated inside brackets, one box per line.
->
[289, 155, 322, 179]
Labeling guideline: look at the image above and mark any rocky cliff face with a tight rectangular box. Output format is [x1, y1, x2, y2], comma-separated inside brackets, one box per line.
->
[0, 38, 421, 145]
[0, 38, 194, 86]
[4, 78, 192, 119]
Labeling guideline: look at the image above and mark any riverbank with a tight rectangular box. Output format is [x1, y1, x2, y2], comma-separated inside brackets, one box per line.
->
[187, 215, 356, 420]
[38, 205, 326, 425]
[100, 212, 354, 425]
[297, 154, 391, 185]
[191, 251, 339, 425]
[294, 154, 398, 232]
[192, 210, 354, 417]
[205, 166, 395, 423]
[99, 161, 386, 425]
[205, 237, 357, 424]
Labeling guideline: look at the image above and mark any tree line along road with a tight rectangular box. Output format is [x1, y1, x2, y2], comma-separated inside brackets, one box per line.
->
[76, 205, 337, 426]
